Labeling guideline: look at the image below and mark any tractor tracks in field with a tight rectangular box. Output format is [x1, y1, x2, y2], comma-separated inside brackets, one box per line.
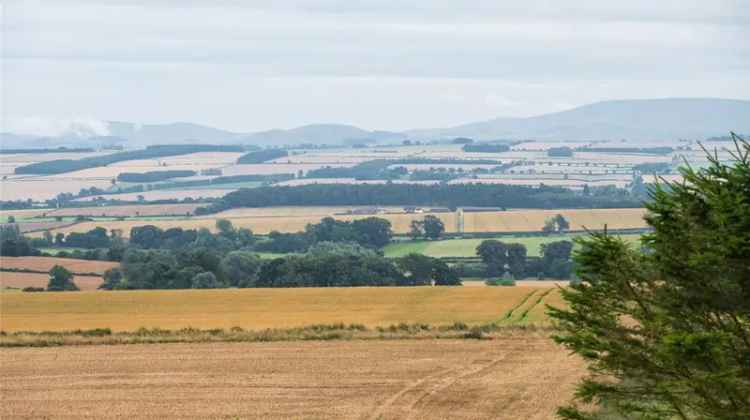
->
[517, 288, 554, 323]
[499, 289, 537, 323]
[365, 352, 511, 420]
[496, 288, 554, 325]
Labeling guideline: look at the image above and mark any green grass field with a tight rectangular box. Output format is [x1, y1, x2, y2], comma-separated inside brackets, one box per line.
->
[383, 233, 643, 258]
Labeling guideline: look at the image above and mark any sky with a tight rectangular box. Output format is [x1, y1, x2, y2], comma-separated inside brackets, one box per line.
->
[2, 0, 749, 136]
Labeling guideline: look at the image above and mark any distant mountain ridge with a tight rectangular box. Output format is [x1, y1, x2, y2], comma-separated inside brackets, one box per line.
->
[407, 98, 750, 141]
[2, 98, 749, 148]
[236, 124, 405, 146]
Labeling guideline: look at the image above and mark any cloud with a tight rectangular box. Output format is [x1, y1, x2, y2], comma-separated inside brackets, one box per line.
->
[4, 116, 110, 137]
[1, 0, 748, 131]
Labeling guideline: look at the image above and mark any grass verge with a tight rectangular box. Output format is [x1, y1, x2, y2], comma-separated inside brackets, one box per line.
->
[0, 322, 554, 348]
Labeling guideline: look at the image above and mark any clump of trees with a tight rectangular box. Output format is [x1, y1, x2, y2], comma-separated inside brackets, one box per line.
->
[396, 253, 461, 286]
[576, 146, 673, 155]
[0, 224, 40, 257]
[59, 227, 113, 249]
[101, 240, 460, 289]
[255, 216, 394, 253]
[462, 144, 510, 153]
[116, 170, 197, 183]
[409, 215, 445, 240]
[550, 133, 750, 419]
[236, 149, 288, 164]
[47, 265, 78, 291]
[197, 183, 643, 215]
[547, 147, 573, 157]
[475, 239, 574, 279]
[15, 144, 243, 175]
[632, 162, 671, 174]
[476, 241, 527, 278]
[92, 216, 460, 290]
[542, 214, 570, 234]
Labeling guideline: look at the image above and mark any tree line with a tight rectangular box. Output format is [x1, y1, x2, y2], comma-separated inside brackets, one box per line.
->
[116, 170, 197, 183]
[236, 148, 288, 164]
[461, 144, 510, 153]
[14, 144, 244, 175]
[196, 183, 642, 215]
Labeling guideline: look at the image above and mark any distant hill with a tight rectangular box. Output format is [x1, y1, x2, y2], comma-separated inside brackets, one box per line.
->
[237, 124, 405, 146]
[2, 98, 748, 149]
[407, 98, 750, 141]
[106, 121, 240, 146]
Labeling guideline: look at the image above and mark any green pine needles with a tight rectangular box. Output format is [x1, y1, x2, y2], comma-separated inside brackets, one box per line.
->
[549, 133, 750, 420]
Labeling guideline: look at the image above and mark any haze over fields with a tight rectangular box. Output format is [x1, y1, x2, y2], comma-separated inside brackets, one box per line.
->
[3, 98, 750, 148]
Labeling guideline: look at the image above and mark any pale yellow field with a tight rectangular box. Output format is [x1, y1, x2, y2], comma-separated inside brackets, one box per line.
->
[29, 210, 457, 236]
[449, 178, 630, 188]
[0, 286, 559, 332]
[212, 206, 406, 218]
[0, 177, 114, 201]
[0, 208, 51, 220]
[0, 271, 103, 291]
[46, 203, 202, 217]
[275, 178, 440, 187]
[221, 162, 356, 176]
[111, 151, 244, 167]
[0, 338, 585, 420]
[28, 208, 648, 237]
[462, 208, 647, 232]
[0, 256, 119, 275]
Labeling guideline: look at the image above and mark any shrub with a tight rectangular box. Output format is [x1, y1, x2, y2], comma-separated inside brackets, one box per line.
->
[485, 278, 516, 286]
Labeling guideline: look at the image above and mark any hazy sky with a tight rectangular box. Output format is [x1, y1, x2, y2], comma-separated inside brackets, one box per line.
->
[2, 0, 749, 135]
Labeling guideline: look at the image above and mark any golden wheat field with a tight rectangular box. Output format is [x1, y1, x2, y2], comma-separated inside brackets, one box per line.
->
[0, 286, 561, 332]
[28, 207, 648, 237]
[0, 271, 103, 291]
[0, 337, 585, 420]
[0, 256, 119, 275]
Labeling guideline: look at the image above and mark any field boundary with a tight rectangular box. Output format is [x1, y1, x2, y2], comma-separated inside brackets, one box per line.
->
[0, 323, 555, 348]
[0, 267, 102, 277]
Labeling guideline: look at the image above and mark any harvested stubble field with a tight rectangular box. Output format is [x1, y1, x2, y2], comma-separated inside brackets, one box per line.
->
[0, 337, 585, 419]
[0, 286, 561, 332]
[0, 272, 103, 291]
[0, 177, 114, 201]
[30, 207, 648, 238]
[45, 203, 202, 217]
[11, 220, 75, 233]
[0, 256, 119, 275]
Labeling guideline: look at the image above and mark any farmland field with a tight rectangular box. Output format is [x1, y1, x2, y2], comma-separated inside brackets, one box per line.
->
[45, 203, 202, 217]
[0, 256, 118, 275]
[0, 272, 103, 291]
[27, 207, 648, 238]
[73, 187, 237, 202]
[0, 286, 561, 332]
[0, 337, 585, 420]
[383, 233, 643, 258]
